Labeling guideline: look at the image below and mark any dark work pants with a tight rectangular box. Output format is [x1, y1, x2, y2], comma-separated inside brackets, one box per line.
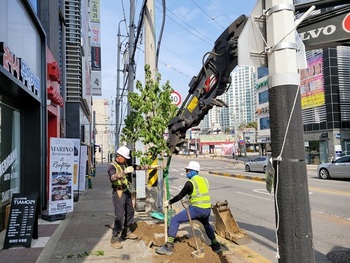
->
[112, 189, 135, 236]
[168, 205, 216, 241]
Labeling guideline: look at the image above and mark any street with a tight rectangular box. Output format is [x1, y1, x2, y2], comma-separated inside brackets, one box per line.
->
[166, 155, 350, 262]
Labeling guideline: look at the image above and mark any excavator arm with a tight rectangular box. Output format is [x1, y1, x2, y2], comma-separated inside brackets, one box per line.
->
[167, 15, 248, 154]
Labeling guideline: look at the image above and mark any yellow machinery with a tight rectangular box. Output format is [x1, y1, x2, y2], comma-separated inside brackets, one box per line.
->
[212, 200, 252, 245]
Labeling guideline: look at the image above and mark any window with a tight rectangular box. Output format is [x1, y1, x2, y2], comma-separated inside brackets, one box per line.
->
[0, 102, 21, 231]
[260, 117, 270, 130]
[258, 90, 268, 104]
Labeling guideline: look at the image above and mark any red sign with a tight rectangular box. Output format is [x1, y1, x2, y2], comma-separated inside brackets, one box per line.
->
[171, 91, 182, 106]
[343, 13, 350, 33]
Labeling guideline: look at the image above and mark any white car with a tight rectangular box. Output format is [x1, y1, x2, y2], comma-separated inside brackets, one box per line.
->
[245, 156, 268, 173]
[317, 155, 350, 179]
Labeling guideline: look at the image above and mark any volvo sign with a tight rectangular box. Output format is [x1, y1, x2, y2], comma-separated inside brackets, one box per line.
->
[297, 6, 350, 50]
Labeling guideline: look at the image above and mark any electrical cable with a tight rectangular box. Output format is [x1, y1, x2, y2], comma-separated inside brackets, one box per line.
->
[137, 46, 193, 78]
[155, 0, 166, 69]
[120, 0, 130, 36]
[130, 0, 148, 67]
[154, 2, 213, 46]
[190, 0, 225, 29]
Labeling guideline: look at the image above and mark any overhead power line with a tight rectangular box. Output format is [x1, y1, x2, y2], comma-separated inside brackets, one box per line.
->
[190, 0, 225, 29]
[155, 1, 214, 46]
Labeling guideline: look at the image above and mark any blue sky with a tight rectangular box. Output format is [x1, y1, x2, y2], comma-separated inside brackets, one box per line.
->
[100, 0, 258, 103]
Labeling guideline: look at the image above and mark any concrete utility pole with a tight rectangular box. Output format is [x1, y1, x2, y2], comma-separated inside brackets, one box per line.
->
[143, 0, 159, 213]
[266, 0, 315, 262]
[144, 0, 156, 79]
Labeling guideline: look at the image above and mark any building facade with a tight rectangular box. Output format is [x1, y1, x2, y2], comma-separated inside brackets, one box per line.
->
[0, 0, 95, 237]
[0, 0, 47, 232]
[255, 46, 350, 163]
[303, 47, 350, 163]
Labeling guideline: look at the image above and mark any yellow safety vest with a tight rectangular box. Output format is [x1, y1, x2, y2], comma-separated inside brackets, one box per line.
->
[110, 162, 128, 188]
[189, 175, 211, 208]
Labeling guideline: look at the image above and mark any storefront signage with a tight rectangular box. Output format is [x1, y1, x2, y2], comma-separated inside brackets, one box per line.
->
[48, 138, 75, 215]
[320, 132, 328, 138]
[0, 42, 40, 97]
[255, 79, 268, 90]
[3, 194, 38, 249]
[298, 11, 350, 49]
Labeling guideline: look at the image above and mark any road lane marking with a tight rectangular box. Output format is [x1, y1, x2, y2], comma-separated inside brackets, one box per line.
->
[253, 189, 272, 196]
[309, 187, 350, 197]
[236, 191, 274, 202]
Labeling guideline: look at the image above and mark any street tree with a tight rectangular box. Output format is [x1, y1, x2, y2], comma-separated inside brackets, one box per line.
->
[121, 64, 178, 166]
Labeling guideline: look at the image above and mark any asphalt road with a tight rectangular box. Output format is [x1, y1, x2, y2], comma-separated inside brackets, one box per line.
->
[167, 155, 350, 263]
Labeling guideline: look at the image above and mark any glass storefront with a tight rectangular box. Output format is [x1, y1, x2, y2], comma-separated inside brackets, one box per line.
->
[0, 102, 21, 232]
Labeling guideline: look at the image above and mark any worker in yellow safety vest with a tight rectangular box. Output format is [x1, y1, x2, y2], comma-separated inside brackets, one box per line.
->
[107, 146, 138, 249]
[156, 161, 222, 255]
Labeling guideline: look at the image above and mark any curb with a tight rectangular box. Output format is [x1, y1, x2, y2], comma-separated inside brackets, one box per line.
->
[209, 171, 266, 182]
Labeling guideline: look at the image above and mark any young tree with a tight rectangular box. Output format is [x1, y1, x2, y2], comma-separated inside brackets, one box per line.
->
[121, 64, 178, 166]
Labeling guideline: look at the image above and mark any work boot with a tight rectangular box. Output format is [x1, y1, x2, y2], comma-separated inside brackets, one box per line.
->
[155, 242, 174, 255]
[121, 228, 138, 240]
[211, 242, 222, 254]
[110, 235, 122, 249]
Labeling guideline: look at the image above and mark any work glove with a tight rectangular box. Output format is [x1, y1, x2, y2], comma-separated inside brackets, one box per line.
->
[163, 200, 170, 208]
[111, 171, 123, 181]
[124, 166, 134, 174]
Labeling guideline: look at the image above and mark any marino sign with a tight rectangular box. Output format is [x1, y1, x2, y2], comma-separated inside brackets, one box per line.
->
[0, 42, 40, 97]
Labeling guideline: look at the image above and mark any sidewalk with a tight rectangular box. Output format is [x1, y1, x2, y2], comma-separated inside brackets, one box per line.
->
[0, 163, 155, 263]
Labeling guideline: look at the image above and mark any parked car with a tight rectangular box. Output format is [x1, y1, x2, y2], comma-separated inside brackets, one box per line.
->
[245, 156, 268, 173]
[317, 155, 350, 179]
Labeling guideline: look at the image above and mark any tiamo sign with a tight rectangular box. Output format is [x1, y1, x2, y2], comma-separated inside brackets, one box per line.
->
[0, 42, 40, 97]
[298, 10, 350, 50]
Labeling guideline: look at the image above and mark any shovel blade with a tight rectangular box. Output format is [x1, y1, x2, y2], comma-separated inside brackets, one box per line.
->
[191, 248, 205, 258]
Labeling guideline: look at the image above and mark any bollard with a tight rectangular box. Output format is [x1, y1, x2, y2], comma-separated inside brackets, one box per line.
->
[88, 175, 93, 189]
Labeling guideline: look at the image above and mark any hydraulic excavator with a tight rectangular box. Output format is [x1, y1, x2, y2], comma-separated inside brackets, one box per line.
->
[164, 14, 252, 245]
[164, 0, 350, 245]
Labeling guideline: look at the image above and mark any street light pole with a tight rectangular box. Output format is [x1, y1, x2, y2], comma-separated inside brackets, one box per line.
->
[115, 19, 125, 151]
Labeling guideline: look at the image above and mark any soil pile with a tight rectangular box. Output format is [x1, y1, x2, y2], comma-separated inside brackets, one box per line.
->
[133, 221, 229, 263]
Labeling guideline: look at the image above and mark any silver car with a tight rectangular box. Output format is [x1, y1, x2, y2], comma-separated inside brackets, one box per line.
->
[245, 156, 268, 173]
[317, 155, 350, 179]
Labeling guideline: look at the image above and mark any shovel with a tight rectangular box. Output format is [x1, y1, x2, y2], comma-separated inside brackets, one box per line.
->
[181, 200, 205, 258]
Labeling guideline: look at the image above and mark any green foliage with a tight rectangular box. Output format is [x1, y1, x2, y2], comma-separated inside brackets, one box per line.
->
[65, 250, 105, 258]
[121, 64, 178, 165]
[238, 121, 257, 130]
[246, 122, 257, 129]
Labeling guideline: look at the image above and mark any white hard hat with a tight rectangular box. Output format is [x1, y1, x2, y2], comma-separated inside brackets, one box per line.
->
[116, 146, 130, 159]
[185, 161, 200, 172]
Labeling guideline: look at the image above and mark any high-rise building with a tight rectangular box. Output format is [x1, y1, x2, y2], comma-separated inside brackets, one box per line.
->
[64, 0, 93, 147]
[201, 65, 256, 134]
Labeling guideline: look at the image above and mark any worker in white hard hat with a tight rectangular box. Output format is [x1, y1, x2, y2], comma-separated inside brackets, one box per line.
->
[107, 145, 137, 249]
[156, 161, 221, 256]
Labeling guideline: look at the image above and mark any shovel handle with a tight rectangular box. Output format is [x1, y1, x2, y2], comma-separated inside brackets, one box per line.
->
[181, 200, 200, 251]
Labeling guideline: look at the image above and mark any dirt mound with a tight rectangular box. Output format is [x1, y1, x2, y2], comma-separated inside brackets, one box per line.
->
[134, 221, 229, 263]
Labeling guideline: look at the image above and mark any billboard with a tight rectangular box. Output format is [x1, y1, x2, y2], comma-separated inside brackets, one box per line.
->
[300, 54, 325, 109]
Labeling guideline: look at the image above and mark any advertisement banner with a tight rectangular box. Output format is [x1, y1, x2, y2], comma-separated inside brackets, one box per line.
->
[90, 0, 100, 23]
[91, 71, 102, 96]
[79, 145, 88, 191]
[91, 23, 101, 46]
[71, 139, 81, 191]
[48, 138, 74, 215]
[91, 46, 101, 71]
[300, 54, 325, 109]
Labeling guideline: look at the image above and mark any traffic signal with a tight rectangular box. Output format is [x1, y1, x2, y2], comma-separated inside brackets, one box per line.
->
[94, 145, 100, 154]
